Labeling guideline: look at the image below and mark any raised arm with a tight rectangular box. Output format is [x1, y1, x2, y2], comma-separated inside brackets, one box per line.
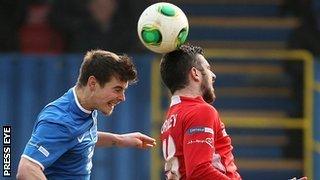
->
[96, 131, 156, 149]
[16, 156, 46, 180]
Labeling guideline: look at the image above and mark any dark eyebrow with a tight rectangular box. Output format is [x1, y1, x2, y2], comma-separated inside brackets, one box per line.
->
[113, 86, 122, 89]
[113, 86, 127, 90]
[205, 64, 211, 71]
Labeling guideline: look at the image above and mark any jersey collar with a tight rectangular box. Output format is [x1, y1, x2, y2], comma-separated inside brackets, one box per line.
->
[170, 95, 181, 107]
[72, 87, 92, 115]
[170, 95, 205, 107]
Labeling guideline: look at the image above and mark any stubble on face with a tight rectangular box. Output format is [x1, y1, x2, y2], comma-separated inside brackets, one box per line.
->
[197, 55, 216, 104]
[102, 106, 114, 116]
[201, 78, 215, 104]
[100, 94, 122, 116]
[94, 77, 127, 116]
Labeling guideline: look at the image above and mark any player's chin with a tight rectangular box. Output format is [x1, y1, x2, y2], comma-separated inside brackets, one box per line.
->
[203, 90, 215, 103]
[102, 107, 114, 116]
[212, 91, 216, 101]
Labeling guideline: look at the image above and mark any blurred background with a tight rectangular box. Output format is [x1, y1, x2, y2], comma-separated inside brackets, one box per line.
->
[0, 0, 320, 179]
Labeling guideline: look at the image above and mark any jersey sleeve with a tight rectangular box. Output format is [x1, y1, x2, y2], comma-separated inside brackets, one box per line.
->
[22, 120, 77, 170]
[183, 105, 230, 180]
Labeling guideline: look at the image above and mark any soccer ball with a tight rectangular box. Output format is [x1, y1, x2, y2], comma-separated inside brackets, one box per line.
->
[137, 2, 189, 54]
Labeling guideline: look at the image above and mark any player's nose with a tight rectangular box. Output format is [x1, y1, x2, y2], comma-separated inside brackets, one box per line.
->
[211, 71, 216, 81]
[118, 92, 125, 102]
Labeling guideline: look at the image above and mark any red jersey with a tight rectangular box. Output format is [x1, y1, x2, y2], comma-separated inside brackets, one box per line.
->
[160, 96, 241, 180]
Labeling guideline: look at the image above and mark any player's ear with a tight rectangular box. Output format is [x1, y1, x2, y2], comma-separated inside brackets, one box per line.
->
[87, 76, 97, 91]
[190, 67, 201, 82]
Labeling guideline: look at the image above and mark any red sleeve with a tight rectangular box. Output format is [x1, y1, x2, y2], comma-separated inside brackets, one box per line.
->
[183, 105, 230, 180]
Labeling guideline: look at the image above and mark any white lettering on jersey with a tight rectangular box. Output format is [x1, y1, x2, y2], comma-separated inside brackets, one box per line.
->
[77, 134, 85, 143]
[187, 127, 214, 134]
[163, 135, 180, 179]
[28, 141, 39, 148]
[187, 138, 214, 148]
[38, 146, 49, 157]
[205, 127, 214, 134]
[161, 114, 177, 134]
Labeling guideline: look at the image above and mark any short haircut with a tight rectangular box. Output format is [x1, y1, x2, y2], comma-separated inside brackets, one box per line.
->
[160, 44, 204, 94]
[77, 49, 137, 87]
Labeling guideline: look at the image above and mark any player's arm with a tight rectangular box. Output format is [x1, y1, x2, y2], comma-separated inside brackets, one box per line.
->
[16, 157, 46, 180]
[184, 106, 230, 180]
[19, 119, 76, 179]
[96, 131, 156, 149]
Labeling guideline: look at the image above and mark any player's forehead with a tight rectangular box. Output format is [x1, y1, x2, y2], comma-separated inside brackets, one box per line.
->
[196, 54, 210, 68]
[104, 76, 128, 89]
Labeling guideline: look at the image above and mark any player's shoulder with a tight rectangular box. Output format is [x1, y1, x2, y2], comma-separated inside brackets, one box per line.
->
[182, 103, 219, 129]
[37, 94, 76, 129]
[193, 102, 218, 115]
[39, 104, 68, 121]
[36, 106, 82, 138]
[182, 103, 219, 124]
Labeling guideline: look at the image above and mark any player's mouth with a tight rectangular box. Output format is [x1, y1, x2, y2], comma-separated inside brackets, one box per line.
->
[107, 101, 119, 108]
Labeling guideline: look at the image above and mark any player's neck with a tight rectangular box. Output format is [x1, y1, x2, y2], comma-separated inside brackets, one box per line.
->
[75, 85, 95, 111]
[173, 86, 201, 99]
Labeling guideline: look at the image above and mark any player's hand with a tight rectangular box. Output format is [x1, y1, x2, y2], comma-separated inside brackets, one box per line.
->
[289, 177, 307, 180]
[119, 132, 156, 149]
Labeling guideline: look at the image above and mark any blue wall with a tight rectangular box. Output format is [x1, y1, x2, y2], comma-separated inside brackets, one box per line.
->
[0, 54, 154, 179]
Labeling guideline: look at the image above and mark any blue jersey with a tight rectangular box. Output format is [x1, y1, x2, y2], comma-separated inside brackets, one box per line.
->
[22, 87, 98, 179]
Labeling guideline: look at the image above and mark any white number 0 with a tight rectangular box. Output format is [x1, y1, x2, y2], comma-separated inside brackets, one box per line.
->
[162, 135, 180, 179]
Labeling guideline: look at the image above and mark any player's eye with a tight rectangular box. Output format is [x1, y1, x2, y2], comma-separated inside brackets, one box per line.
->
[113, 88, 123, 93]
[116, 89, 122, 93]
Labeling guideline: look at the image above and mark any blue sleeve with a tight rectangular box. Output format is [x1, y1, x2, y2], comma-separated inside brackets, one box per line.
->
[23, 121, 77, 169]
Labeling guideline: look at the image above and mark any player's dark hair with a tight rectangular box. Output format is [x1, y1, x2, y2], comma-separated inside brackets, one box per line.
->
[77, 49, 137, 87]
[160, 44, 204, 94]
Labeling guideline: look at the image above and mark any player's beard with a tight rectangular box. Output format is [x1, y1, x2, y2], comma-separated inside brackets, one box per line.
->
[101, 102, 116, 116]
[104, 108, 114, 116]
[201, 78, 215, 104]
